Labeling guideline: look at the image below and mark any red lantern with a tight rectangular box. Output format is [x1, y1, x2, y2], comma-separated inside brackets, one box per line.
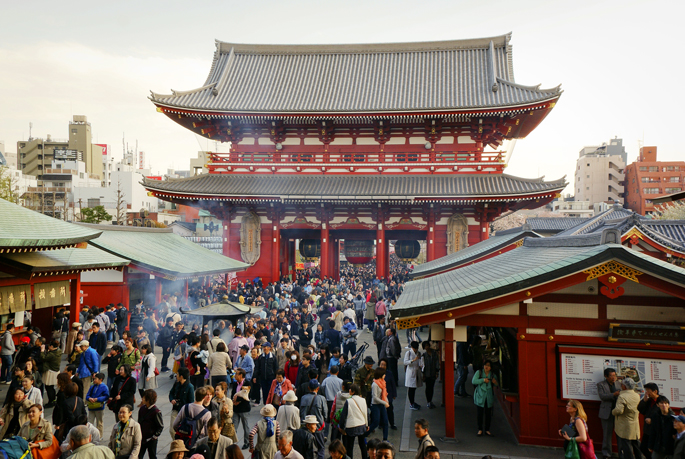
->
[344, 240, 375, 266]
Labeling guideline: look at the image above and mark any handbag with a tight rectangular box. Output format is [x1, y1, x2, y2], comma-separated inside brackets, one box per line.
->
[565, 438, 580, 459]
[576, 419, 596, 459]
[107, 377, 131, 412]
[31, 435, 61, 459]
[87, 400, 104, 410]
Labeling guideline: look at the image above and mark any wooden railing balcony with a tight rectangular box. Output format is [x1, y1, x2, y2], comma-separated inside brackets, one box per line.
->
[207, 148, 505, 174]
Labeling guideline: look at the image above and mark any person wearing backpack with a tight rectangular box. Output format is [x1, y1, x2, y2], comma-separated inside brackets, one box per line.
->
[172, 386, 212, 448]
[168, 367, 195, 440]
[115, 304, 128, 342]
[186, 336, 205, 390]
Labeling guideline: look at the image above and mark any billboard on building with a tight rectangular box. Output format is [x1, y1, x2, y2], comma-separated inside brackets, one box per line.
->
[95, 144, 108, 156]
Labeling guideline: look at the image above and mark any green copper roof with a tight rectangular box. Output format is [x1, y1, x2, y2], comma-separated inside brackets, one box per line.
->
[0, 245, 128, 277]
[0, 198, 101, 250]
[79, 224, 247, 279]
[181, 301, 252, 319]
[394, 241, 685, 318]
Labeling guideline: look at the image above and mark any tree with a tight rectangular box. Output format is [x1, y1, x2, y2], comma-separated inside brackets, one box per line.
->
[80, 205, 113, 224]
[654, 201, 685, 220]
[0, 166, 19, 203]
[115, 180, 126, 225]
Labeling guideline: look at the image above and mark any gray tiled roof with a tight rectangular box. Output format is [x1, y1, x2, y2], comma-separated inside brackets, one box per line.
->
[554, 206, 635, 236]
[142, 174, 567, 200]
[150, 34, 561, 114]
[410, 231, 540, 278]
[394, 241, 685, 318]
[495, 217, 589, 236]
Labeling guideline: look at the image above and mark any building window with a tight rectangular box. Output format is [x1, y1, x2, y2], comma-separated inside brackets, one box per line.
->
[587, 175, 590, 178]
[649, 166, 658, 172]
[675, 166, 681, 171]
[80, 173, 84, 179]
[665, 187, 682, 193]
[667, 166, 674, 171]
[586, 187, 590, 190]
[587, 163, 590, 167]
[639, 166, 648, 171]
[643, 188, 659, 194]
[641, 177, 649, 183]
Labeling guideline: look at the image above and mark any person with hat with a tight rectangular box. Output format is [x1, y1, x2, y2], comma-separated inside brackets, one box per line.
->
[78, 340, 101, 401]
[249, 404, 281, 459]
[300, 379, 327, 459]
[612, 378, 641, 459]
[167, 439, 190, 459]
[292, 415, 317, 459]
[353, 356, 375, 405]
[276, 390, 300, 431]
[672, 414, 685, 459]
[254, 342, 279, 404]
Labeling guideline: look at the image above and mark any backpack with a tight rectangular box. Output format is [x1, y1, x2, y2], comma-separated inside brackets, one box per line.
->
[0, 436, 31, 459]
[331, 407, 344, 429]
[176, 404, 209, 448]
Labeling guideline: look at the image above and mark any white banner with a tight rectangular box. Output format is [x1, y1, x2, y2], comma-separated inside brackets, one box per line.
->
[561, 353, 685, 408]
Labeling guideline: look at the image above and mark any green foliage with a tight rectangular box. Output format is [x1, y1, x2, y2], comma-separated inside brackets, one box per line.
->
[0, 166, 19, 203]
[80, 205, 113, 223]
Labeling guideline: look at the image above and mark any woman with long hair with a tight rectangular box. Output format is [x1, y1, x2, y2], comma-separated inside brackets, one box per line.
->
[41, 339, 62, 408]
[207, 342, 232, 388]
[559, 399, 595, 459]
[118, 338, 141, 370]
[226, 444, 245, 459]
[57, 382, 87, 442]
[19, 404, 54, 453]
[214, 381, 238, 443]
[109, 365, 137, 422]
[0, 388, 32, 439]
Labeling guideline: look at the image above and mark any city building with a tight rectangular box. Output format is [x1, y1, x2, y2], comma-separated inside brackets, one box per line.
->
[144, 34, 566, 287]
[552, 194, 594, 217]
[624, 146, 685, 215]
[574, 137, 626, 205]
[17, 115, 104, 185]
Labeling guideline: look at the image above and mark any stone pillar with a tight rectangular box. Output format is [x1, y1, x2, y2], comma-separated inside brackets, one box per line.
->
[69, 277, 81, 327]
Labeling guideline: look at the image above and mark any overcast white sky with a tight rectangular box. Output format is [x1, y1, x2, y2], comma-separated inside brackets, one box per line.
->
[1, 0, 682, 192]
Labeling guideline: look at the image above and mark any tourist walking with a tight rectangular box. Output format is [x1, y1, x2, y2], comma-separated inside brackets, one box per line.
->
[649, 395, 676, 459]
[413, 419, 435, 459]
[19, 404, 55, 455]
[138, 344, 158, 398]
[367, 367, 389, 441]
[208, 342, 233, 387]
[0, 324, 15, 383]
[77, 340, 100, 399]
[276, 390, 300, 431]
[108, 365, 137, 423]
[86, 372, 109, 438]
[266, 370, 294, 410]
[108, 404, 142, 459]
[337, 384, 368, 459]
[404, 341, 422, 411]
[249, 404, 281, 459]
[472, 360, 498, 436]
[559, 400, 594, 459]
[638, 383, 661, 459]
[138, 389, 164, 459]
[421, 342, 439, 409]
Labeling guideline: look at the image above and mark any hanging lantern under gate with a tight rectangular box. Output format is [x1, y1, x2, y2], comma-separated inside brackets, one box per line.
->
[394, 240, 421, 262]
[344, 240, 374, 266]
[299, 239, 321, 261]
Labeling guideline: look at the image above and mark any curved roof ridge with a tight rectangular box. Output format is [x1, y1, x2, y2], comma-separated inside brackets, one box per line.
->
[497, 78, 562, 94]
[214, 33, 513, 55]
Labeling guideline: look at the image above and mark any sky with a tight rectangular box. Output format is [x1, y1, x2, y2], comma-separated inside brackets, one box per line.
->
[1, 0, 683, 194]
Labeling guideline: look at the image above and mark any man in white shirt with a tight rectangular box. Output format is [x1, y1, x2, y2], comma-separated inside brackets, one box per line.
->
[320, 366, 343, 439]
[275, 430, 304, 459]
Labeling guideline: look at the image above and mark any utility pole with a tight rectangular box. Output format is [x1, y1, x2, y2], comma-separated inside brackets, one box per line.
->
[78, 198, 83, 221]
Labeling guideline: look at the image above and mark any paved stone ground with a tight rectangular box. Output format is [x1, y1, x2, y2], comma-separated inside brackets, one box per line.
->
[1, 329, 562, 459]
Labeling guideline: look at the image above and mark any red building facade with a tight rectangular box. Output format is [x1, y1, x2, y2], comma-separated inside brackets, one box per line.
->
[624, 146, 685, 215]
[144, 34, 565, 282]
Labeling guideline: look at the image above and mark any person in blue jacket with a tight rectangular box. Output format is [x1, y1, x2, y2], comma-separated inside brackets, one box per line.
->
[77, 340, 101, 402]
[85, 372, 109, 438]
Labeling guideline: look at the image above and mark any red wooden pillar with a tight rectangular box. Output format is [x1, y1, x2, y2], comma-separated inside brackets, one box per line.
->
[69, 277, 81, 327]
[427, 213, 436, 262]
[444, 324, 456, 438]
[517, 330, 530, 439]
[376, 226, 386, 279]
[283, 238, 290, 282]
[122, 270, 130, 311]
[479, 208, 489, 242]
[332, 239, 340, 281]
[183, 279, 189, 306]
[272, 223, 281, 283]
[320, 224, 330, 278]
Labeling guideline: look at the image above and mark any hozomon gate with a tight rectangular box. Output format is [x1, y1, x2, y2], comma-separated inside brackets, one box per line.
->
[144, 33, 566, 283]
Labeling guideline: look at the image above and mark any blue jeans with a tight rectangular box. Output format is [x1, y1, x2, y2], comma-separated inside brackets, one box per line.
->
[368, 404, 389, 440]
[1, 355, 12, 382]
[454, 364, 468, 395]
[405, 328, 422, 344]
[107, 330, 114, 342]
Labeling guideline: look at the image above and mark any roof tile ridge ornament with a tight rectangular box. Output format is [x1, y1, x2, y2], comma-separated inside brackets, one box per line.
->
[214, 34, 513, 56]
[149, 81, 218, 101]
[487, 41, 498, 93]
[213, 46, 236, 97]
[499, 173, 566, 185]
[495, 78, 563, 95]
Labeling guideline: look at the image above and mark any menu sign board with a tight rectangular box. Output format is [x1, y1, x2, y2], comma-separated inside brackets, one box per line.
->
[609, 324, 685, 345]
[561, 353, 685, 408]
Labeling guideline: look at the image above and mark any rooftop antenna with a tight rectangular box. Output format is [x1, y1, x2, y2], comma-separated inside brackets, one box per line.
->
[29, 122, 32, 141]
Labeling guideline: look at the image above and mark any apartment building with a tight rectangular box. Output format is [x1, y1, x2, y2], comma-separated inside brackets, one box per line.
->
[624, 146, 685, 215]
[574, 137, 626, 205]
